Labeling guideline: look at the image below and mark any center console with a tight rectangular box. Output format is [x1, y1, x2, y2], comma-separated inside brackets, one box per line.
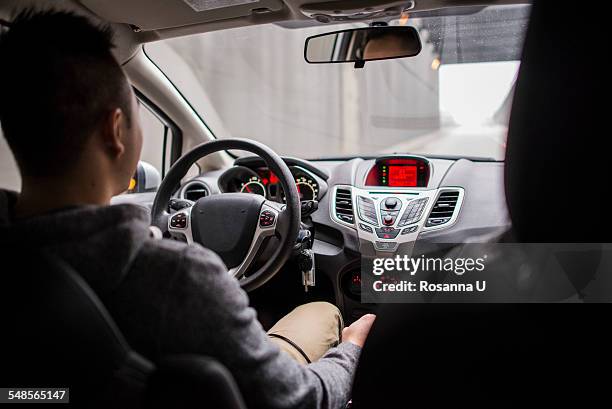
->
[331, 155, 464, 255]
[323, 155, 468, 322]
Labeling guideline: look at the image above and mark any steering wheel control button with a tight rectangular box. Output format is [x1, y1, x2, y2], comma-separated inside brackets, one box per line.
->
[375, 241, 399, 252]
[259, 210, 276, 227]
[169, 198, 192, 211]
[170, 213, 188, 229]
[401, 225, 419, 235]
[359, 223, 374, 233]
[375, 227, 400, 239]
[357, 196, 379, 226]
[398, 198, 428, 227]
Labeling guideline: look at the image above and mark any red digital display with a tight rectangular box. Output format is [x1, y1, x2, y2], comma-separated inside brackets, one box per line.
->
[388, 165, 417, 187]
[257, 168, 279, 186]
[365, 157, 430, 187]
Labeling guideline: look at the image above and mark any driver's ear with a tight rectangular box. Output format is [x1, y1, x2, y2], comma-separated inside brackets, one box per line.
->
[101, 107, 127, 159]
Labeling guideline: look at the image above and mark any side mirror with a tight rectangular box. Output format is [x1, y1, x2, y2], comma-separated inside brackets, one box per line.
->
[304, 26, 421, 68]
[127, 161, 161, 194]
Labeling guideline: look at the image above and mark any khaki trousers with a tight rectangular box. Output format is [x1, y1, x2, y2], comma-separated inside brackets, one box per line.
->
[267, 302, 344, 365]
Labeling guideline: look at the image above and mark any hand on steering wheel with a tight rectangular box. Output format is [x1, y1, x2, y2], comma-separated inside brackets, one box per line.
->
[151, 139, 301, 292]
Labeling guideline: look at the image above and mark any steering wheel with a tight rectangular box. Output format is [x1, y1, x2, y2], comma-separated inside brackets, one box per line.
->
[151, 139, 301, 292]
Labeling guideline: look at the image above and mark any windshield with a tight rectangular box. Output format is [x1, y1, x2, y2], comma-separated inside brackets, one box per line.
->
[146, 5, 529, 161]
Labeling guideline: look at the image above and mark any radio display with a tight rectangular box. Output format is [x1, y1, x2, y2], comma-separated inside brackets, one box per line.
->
[388, 165, 417, 187]
[365, 157, 430, 188]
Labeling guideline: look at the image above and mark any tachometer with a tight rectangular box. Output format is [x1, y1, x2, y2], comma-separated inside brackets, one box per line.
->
[240, 177, 266, 198]
[295, 176, 318, 201]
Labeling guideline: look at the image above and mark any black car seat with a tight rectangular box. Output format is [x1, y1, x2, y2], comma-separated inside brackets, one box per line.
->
[0, 248, 247, 409]
[351, 1, 610, 408]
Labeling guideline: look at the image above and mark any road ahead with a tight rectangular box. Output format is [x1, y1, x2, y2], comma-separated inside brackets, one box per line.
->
[382, 124, 507, 160]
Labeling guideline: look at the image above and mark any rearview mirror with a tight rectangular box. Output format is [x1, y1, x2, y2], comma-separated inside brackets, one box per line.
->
[304, 26, 421, 68]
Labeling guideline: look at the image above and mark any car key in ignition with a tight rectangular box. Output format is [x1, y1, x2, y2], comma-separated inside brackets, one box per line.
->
[296, 229, 315, 292]
[298, 248, 316, 292]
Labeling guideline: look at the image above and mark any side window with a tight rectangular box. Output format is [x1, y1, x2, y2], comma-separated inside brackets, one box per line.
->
[137, 96, 201, 184]
[138, 102, 170, 177]
[126, 95, 190, 195]
[0, 127, 21, 192]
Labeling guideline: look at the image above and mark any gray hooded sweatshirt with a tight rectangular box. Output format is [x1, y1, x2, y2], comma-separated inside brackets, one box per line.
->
[0, 190, 361, 409]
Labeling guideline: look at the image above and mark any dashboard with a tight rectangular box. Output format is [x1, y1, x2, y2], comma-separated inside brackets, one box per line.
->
[171, 152, 508, 260]
[117, 153, 510, 322]
[171, 153, 509, 257]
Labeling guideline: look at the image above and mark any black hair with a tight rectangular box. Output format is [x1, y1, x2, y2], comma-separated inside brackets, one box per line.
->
[0, 9, 133, 177]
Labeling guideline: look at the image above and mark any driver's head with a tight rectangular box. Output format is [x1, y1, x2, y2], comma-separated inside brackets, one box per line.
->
[0, 9, 142, 195]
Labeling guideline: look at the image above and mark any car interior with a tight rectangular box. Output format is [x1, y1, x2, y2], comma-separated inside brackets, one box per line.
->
[0, 0, 609, 407]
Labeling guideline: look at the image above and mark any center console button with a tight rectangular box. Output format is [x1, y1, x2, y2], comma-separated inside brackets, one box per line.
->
[357, 195, 379, 226]
[375, 227, 400, 239]
[398, 197, 429, 227]
[384, 197, 399, 209]
[401, 225, 419, 235]
[359, 223, 374, 233]
[383, 216, 394, 226]
[381, 210, 399, 217]
[374, 241, 399, 252]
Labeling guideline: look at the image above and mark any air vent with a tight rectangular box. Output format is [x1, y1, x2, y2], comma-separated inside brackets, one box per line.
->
[426, 190, 461, 228]
[181, 181, 210, 201]
[334, 188, 354, 224]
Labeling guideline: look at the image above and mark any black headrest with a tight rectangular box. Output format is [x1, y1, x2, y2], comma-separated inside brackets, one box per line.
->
[505, 1, 608, 243]
[0, 249, 152, 406]
[0, 247, 247, 408]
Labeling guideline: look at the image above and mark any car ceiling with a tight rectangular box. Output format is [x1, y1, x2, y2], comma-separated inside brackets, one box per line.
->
[79, 0, 529, 41]
[0, 0, 529, 64]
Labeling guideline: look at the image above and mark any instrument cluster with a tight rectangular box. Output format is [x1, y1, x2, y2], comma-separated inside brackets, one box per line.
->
[218, 165, 321, 202]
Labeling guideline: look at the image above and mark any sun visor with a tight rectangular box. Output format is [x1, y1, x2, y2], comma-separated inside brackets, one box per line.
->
[80, 0, 285, 31]
[183, 0, 262, 12]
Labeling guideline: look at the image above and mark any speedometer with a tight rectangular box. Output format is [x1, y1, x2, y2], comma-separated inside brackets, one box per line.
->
[240, 176, 266, 198]
[295, 176, 318, 201]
